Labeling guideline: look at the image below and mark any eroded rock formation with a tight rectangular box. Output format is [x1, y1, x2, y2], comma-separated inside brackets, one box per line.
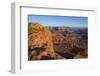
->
[28, 23, 57, 60]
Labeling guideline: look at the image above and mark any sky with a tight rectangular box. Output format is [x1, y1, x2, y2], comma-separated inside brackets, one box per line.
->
[28, 15, 88, 28]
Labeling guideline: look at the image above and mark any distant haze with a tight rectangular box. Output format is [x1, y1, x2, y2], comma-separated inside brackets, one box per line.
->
[28, 15, 88, 28]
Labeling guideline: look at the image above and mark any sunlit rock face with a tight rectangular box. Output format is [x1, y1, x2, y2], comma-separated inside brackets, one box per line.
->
[28, 23, 53, 49]
[28, 23, 57, 60]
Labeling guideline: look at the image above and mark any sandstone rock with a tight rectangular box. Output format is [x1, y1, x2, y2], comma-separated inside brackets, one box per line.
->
[28, 23, 57, 60]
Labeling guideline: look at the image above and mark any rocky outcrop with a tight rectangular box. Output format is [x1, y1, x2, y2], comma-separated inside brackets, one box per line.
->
[28, 23, 59, 60]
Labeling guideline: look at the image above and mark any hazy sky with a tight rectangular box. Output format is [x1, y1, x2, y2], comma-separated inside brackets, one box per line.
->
[28, 15, 88, 27]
